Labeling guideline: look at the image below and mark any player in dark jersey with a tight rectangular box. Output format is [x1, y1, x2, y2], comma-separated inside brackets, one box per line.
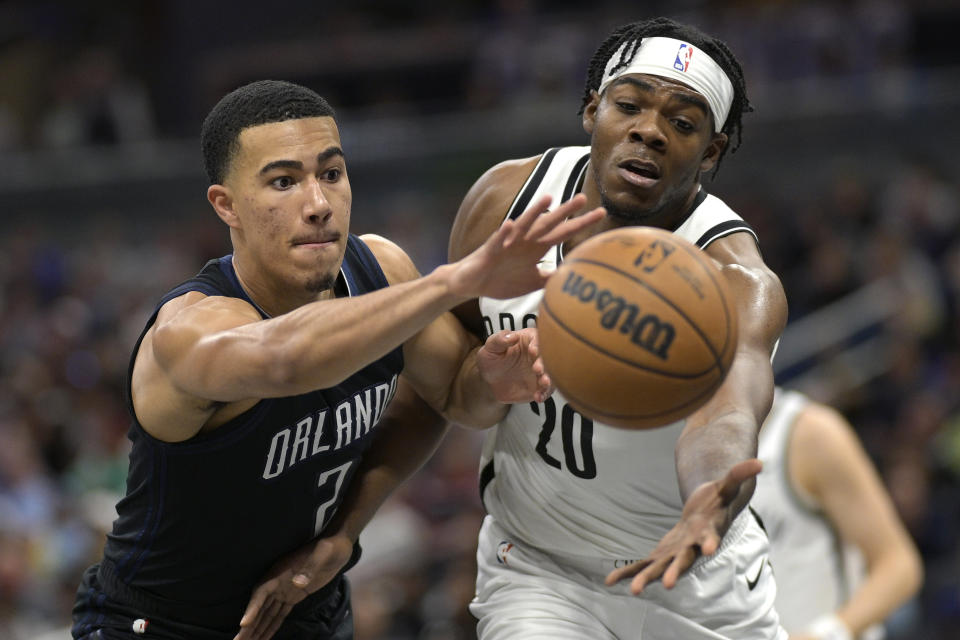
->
[70, 79, 605, 640]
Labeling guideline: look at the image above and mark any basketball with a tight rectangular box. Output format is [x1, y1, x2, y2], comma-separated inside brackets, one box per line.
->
[537, 226, 738, 430]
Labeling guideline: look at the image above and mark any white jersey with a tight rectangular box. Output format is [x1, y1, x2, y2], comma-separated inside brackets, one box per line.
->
[753, 389, 883, 639]
[477, 146, 758, 559]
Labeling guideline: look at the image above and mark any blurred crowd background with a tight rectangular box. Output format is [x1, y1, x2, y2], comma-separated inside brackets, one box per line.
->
[1, 0, 959, 638]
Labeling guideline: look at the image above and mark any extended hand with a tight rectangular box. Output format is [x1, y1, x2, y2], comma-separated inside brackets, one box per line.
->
[604, 459, 762, 595]
[478, 328, 553, 403]
[234, 535, 354, 640]
[449, 193, 605, 301]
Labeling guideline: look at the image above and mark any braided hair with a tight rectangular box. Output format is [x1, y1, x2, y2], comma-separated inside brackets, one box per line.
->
[579, 17, 752, 173]
[201, 80, 337, 185]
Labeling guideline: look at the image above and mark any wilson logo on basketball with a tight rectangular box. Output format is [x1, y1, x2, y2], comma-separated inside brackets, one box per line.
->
[560, 271, 676, 360]
[537, 227, 738, 430]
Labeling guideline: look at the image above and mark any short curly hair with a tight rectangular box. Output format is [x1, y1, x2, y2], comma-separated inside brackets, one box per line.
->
[200, 80, 336, 185]
[580, 17, 753, 173]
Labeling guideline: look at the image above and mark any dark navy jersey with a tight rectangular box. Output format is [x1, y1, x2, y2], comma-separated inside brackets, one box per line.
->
[94, 235, 403, 633]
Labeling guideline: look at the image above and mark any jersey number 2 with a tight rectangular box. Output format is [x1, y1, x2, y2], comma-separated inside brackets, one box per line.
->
[532, 398, 596, 479]
[313, 461, 355, 536]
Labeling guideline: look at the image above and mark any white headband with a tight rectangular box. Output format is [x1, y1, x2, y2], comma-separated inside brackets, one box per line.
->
[598, 37, 734, 132]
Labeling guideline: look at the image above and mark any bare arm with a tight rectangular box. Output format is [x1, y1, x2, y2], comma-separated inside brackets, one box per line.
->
[790, 403, 923, 639]
[447, 155, 544, 337]
[234, 378, 448, 640]
[136, 191, 603, 441]
[674, 232, 787, 507]
[367, 234, 551, 428]
[607, 231, 787, 593]
[438, 155, 568, 429]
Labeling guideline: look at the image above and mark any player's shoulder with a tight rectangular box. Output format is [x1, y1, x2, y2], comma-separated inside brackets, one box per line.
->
[695, 194, 778, 278]
[693, 194, 760, 263]
[154, 290, 259, 328]
[469, 154, 543, 207]
[448, 154, 543, 260]
[359, 233, 420, 285]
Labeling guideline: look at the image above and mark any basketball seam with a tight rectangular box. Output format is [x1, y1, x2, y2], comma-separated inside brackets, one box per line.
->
[540, 296, 718, 379]
[666, 238, 737, 369]
[564, 257, 729, 374]
[559, 374, 722, 422]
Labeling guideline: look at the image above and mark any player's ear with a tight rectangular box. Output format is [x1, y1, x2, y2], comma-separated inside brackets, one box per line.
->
[582, 90, 601, 136]
[208, 184, 241, 229]
[699, 132, 728, 173]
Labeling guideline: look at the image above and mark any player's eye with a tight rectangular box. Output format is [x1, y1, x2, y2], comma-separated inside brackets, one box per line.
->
[616, 101, 639, 113]
[322, 168, 342, 182]
[673, 119, 694, 132]
[271, 176, 295, 189]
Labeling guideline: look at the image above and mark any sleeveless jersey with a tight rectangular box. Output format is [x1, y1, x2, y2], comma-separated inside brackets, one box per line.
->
[100, 235, 403, 631]
[477, 146, 757, 559]
[753, 389, 883, 639]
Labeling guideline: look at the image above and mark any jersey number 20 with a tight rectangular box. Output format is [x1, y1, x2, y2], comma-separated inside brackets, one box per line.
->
[532, 398, 596, 479]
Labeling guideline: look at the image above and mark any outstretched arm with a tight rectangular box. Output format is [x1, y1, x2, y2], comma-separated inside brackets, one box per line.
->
[138, 192, 602, 441]
[606, 232, 787, 594]
[234, 377, 448, 640]
[788, 403, 923, 640]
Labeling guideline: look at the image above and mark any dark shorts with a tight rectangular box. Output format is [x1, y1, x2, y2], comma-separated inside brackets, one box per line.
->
[71, 562, 354, 640]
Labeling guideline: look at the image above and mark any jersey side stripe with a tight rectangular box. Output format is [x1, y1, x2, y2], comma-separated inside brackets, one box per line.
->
[126, 450, 167, 581]
[507, 148, 559, 220]
[116, 447, 166, 581]
[479, 459, 495, 510]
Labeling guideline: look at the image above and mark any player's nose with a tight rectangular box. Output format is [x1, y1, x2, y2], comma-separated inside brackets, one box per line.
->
[628, 112, 667, 150]
[304, 177, 333, 223]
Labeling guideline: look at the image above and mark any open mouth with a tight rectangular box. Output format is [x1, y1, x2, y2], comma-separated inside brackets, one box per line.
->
[619, 159, 661, 181]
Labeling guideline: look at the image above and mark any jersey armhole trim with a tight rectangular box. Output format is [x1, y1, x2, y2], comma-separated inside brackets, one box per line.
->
[695, 220, 758, 249]
[505, 148, 560, 222]
[561, 152, 590, 202]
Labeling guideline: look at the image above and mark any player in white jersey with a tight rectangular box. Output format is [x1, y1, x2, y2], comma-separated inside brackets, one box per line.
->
[448, 17, 789, 640]
[753, 388, 923, 640]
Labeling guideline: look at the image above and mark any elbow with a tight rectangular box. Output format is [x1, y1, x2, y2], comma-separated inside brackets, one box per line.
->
[453, 413, 502, 431]
[876, 538, 925, 601]
[437, 388, 505, 431]
[430, 402, 489, 431]
[893, 525, 925, 597]
[901, 543, 925, 597]
[437, 393, 503, 430]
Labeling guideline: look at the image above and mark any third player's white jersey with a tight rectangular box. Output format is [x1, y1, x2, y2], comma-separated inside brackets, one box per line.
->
[477, 146, 758, 559]
[753, 389, 883, 638]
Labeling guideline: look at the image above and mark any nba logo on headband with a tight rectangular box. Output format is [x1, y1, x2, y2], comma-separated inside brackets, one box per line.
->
[674, 44, 693, 72]
[598, 37, 734, 131]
